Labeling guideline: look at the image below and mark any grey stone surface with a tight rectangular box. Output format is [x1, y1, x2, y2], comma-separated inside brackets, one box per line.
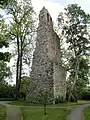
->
[0, 101, 21, 120]
[7, 106, 21, 120]
[68, 104, 90, 120]
[27, 7, 66, 103]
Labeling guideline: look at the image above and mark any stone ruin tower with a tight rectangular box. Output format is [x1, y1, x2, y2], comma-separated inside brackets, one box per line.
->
[27, 7, 66, 103]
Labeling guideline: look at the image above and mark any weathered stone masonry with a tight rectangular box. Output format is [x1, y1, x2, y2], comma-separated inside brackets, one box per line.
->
[27, 7, 66, 102]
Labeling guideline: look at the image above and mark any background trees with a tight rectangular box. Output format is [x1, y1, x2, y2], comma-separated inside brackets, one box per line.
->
[0, 15, 11, 62]
[0, 61, 12, 84]
[20, 76, 30, 100]
[4, 0, 36, 99]
[58, 4, 90, 101]
[0, 0, 12, 85]
[0, 0, 9, 6]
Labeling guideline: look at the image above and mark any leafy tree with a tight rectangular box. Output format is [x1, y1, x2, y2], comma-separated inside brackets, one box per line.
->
[0, 61, 12, 84]
[4, 0, 36, 99]
[0, 0, 14, 7]
[0, 15, 11, 62]
[20, 76, 30, 100]
[81, 87, 90, 100]
[0, 0, 8, 6]
[39, 88, 54, 115]
[58, 4, 90, 101]
[0, 83, 15, 99]
[0, 3, 11, 84]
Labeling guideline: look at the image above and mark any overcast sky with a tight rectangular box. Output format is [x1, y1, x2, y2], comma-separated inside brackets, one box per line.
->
[32, 0, 90, 23]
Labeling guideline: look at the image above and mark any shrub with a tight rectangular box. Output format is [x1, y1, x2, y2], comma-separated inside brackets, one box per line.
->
[81, 90, 90, 100]
[55, 96, 66, 104]
[0, 83, 15, 99]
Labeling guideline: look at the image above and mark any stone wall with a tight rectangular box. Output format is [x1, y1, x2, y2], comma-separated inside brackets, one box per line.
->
[27, 7, 66, 103]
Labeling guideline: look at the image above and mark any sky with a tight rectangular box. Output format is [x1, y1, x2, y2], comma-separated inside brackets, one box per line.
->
[32, 0, 90, 23]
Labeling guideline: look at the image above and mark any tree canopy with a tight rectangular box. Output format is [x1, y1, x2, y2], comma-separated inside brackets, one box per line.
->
[3, 0, 36, 99]
[58, 4, 90, 101]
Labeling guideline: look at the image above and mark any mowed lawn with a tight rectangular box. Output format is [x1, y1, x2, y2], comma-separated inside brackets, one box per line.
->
[10, 100, 90, 120]
[0, 106, 6, 120]
[21, 107, 70, 120]
[9, 100, 90, 107]
[84, 106, 90, 120]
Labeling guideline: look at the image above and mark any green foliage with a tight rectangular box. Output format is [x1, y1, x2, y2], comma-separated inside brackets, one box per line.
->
[39, 89, 50, 104]
[0, 16, 11, 62]
[4, 0, 36, 99]
[0, 17, 11, 82]
[0, 61, 12, 83]
[67, 58, 89, 101]
[0, 83, 15, 98]
[20, 76, 30, 100]
[0, 0, 8, 6]
[0, 40, 8, 48]
[80, 88, 90, 100]
[0, 0, 14, 8]
[38, 89, 51, 115]
[58, 4, 90, 101]
[55, 96, 66, 104]
[0, 52, 11, 62]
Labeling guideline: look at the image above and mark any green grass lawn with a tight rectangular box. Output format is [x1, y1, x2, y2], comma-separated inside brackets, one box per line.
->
[21, 107, 70, 120]
[0, 106, 6, 120]
[9, 100, 90, 107]
[9, 100, 90, 120]
[9, 100, 41, 106]
[84, 106, 90, 120]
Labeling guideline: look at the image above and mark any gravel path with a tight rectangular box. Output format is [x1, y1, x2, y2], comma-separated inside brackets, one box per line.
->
[68, 104, 90, 120]
[0, 101, 22, 120]
[7, 106, 21, 120]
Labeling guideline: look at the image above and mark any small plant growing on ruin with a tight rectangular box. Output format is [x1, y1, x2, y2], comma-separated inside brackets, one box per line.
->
[39, 88, 53, 115]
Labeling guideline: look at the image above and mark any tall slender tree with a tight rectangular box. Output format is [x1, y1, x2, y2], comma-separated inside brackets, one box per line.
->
[58, 4, 90, 101]
[5, 0, 36, 99]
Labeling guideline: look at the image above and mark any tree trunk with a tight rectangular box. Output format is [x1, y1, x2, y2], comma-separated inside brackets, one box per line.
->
[15, 35, 23, 100]
[68, 57, 79, 102]
[17, 47, 23, 99]
[15, 56, 20, 100]
[15, 35, 20, 100]
[44, 103, 47, 115]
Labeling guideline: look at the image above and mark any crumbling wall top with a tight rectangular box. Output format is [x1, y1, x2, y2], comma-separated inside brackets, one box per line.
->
[39, 7, 53, 26]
